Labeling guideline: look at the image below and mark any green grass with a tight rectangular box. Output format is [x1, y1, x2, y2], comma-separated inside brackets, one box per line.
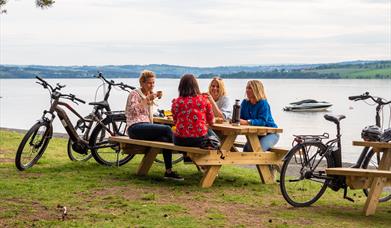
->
[1, 130, 391, 227]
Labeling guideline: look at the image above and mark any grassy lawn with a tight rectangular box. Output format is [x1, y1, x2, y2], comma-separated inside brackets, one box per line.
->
[1, 130, 391, 227]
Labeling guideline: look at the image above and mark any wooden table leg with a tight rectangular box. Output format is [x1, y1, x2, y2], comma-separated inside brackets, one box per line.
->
[256, 165, 275, 184]
[136, 148, 160, 176]
[363, 149, 391, 215]
[200, 165, 221, 188]
[220, 134, 236, 151]
[247, 134, 275, 184]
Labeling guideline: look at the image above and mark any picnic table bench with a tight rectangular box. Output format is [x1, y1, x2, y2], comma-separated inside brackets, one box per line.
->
[109, 117, 287, 188]
[326, 140, 391, 216]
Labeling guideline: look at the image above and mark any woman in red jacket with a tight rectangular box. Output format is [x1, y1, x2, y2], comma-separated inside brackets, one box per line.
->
[171, 74, 216, 147]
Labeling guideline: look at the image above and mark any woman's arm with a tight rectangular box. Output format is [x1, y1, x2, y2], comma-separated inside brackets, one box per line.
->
[207, 94, 225, 119]
[171, 98, 178, 125]
[246, 101, 270, 126]
[125, 91, 149, 118]
[218, 96, 231, 119]
[204, 97, 215, 125]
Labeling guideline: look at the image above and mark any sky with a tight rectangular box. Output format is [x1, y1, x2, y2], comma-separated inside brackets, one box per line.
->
[0, 0, 390, 67]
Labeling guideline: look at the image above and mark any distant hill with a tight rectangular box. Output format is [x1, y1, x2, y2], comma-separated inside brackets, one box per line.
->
[0, 60, 390, 79]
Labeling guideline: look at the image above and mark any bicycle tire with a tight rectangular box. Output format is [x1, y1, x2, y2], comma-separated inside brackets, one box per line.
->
[15, 121, 53, 171]
[280, 142, 331, 207]
[67, 122, 93, 162]
[362, 148, 391, 202]
[89, 114, 134, 166]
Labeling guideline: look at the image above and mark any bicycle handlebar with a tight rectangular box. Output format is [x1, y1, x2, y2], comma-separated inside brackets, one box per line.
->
[73, 96, 86, 104]
[349, 92, 391, 106]
[95, 72, 136, 91]
[61, 94, 86, 104]
[348, 92, 370, 101]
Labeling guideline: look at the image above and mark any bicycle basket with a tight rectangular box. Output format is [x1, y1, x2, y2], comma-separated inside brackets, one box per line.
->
[380, 128, 391, 142]
[361, 125, 382, 141]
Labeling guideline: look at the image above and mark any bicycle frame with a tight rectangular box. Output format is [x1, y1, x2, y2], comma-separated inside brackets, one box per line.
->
[43, 98, 113, 148]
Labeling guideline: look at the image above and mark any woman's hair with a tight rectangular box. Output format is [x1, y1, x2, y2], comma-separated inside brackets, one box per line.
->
[208, 77, 227, 98]
[178, 74, 201, 97]
[247, 80, 267, 102]
[138, 70, 156, 85]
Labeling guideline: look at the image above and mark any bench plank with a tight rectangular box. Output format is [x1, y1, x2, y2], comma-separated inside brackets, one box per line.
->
[326, 168, 391, 178]
[110, 136, 213, 155]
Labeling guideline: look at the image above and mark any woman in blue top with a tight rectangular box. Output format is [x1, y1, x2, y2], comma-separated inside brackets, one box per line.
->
[239, 80, 279, 152]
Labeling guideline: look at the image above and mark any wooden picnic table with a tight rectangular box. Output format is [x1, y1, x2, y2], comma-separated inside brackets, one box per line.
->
[153, 117, 284, 187]
[326, 140, 391, 216]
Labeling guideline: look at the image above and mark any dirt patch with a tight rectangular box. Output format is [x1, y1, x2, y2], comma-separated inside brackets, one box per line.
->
[0, 148, 14, 162]
[88, 185, 281, 226]
[0, 198, 72, 227]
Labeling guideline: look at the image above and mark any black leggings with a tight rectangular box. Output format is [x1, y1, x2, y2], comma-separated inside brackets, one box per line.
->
[128, 122, 173, 170]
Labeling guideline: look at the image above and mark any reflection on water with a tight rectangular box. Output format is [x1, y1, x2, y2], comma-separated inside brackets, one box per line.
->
[1, 78, 390, 163]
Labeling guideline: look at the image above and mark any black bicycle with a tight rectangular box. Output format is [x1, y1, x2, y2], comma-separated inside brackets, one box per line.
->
[67, 72, 135, 162]
[15, 76, 132, 170]
[279, 92, 391, 207]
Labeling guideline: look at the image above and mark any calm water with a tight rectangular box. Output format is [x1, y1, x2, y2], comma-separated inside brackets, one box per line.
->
[1, 78, 390, 162]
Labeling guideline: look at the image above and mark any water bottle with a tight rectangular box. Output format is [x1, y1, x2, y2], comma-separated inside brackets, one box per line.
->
[231, 99, 241, 126]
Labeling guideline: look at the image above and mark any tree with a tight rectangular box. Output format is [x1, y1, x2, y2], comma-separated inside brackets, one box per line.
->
[0, 0, 55, 14]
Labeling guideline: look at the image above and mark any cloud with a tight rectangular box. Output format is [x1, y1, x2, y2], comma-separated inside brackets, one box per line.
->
[1, 0, 389, 66]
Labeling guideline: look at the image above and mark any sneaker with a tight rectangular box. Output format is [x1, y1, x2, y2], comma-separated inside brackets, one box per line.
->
[164, 171, 184, 181]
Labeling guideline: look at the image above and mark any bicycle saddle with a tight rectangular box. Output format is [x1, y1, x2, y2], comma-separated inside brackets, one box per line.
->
[88, 100, 110, 109]
[324, 114, 346, 124]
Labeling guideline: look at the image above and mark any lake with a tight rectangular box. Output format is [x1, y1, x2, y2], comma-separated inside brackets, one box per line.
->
[1, 78, 390, 162]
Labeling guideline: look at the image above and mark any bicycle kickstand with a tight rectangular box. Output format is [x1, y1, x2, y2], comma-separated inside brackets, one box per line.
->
[343, 186, 354, 202]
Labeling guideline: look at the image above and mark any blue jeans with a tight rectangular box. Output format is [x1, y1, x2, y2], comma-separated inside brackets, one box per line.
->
[127, 122, 173, 170]
[243, 133, 280, 152]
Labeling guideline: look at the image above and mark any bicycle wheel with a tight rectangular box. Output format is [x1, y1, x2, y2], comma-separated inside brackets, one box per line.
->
[67, 121, 93, 162]
[280, 142, 331, 207]
[89, 114, 134, 166]
[15, 121, 53, 171]
[362, 148, 391, 202]
[154, 153, 184, 165]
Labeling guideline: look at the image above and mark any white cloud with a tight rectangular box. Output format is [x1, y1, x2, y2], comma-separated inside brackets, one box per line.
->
[0, 0, 389, 66]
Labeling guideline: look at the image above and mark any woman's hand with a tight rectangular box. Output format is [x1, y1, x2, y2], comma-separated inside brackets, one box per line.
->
[240, 119, 249, 125]
[141, 93, 156, 106]
[202, 92, 213, 101]
[147, 93, 157, 101]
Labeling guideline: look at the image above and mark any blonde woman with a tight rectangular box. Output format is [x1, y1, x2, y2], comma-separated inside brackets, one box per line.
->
[125, 70, 183, 180]
[239, 80, 279, 151]
[205, 77, 231, 119]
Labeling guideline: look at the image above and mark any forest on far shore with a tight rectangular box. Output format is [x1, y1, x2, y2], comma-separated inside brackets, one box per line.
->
[1, 60, 390, 79]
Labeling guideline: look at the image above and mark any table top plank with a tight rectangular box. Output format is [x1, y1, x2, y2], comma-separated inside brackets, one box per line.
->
[153, 117, 283, 135]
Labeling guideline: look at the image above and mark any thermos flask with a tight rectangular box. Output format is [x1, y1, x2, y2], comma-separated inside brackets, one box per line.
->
[231, 99, 241, 126]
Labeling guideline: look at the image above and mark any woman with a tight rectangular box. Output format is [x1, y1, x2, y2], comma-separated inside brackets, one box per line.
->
[206, 77, 231, 119]
[171, 74, 216, 148]
[239, 80, 279, 152]
[125, 70, 183, 181]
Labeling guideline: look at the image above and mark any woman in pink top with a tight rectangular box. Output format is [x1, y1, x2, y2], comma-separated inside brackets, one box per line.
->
[125, 70, 183, 181]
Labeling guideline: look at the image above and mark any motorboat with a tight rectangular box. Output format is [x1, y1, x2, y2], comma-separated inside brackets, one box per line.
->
[283, 99, 332, 112]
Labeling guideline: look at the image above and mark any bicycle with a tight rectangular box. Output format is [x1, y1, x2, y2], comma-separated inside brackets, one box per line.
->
[15, 76, 132, 170]
[67, 72, 135, 162]
[279, 92, 391, 207]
